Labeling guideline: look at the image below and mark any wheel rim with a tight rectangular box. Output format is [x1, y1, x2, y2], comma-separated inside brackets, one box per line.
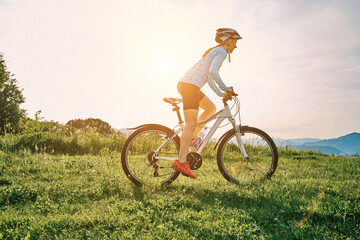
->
[124, 130, 179, 185]
[220, 130, 276, 184]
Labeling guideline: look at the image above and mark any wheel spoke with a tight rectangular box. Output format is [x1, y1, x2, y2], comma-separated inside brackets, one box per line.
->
[122, 126, 180, 185]
[217, 127, 278, 184]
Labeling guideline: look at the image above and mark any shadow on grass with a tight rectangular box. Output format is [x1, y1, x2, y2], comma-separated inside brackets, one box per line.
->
[131, 185, 145, 201]
[125, 175, 359, 239]
[153, 180, 326, 237]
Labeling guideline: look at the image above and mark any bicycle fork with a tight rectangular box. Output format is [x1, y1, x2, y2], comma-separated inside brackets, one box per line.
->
[229, 118, 250, 160]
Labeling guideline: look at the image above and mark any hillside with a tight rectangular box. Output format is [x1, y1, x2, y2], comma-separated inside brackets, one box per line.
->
[280, 132, 360, 156]
[304, 132, 360, 155]
[291, 145, 342, 155]
[0, 150, 359, 239]
[282, 138, 321, 145]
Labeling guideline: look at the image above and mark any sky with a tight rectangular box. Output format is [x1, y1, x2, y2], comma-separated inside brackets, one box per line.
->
[0, 0, 359, 139]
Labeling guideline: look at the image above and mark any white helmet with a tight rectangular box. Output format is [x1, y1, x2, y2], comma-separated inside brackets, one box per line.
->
[215, 28, 242, 43]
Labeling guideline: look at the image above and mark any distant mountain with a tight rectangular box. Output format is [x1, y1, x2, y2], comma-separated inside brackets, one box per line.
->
[118, 128, 135, 136]
[279, 132, 360, 156]
[290, 145, 342, 155]
[282, 138, 321, 146]
[275, 138, 320, 148]
[303, 132, 360, 156]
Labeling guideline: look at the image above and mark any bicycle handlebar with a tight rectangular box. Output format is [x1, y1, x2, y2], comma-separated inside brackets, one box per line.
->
[222, 87, 238, 104]
[227, 87, 238, 96]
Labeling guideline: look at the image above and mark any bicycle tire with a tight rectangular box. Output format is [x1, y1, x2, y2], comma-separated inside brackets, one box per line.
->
[217, 126, 278, 184]
[121, 124, 180, 186]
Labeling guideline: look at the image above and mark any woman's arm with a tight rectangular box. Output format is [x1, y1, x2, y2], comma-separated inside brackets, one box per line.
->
[208, 50, 230, 96]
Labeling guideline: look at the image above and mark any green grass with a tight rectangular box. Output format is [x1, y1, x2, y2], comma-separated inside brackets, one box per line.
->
[0, 149, 359, 239]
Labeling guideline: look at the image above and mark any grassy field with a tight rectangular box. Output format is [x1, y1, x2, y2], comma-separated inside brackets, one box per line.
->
[0, 148, 359, 239]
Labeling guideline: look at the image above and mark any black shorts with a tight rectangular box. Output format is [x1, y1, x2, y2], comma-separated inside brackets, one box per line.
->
[177, 82, 205, 110]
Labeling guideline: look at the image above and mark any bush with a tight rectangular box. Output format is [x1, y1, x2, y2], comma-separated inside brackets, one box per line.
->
[0, 131, 126, 155]
[20, 117, 63, 135]
[64, 118, 115, 136]
[0, 117, 126, 155]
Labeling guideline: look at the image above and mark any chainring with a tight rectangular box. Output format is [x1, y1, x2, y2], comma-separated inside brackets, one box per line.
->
[187, 152, 203, 170]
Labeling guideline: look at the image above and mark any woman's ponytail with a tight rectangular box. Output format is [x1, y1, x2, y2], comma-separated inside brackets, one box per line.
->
[202, 44, 222, 58]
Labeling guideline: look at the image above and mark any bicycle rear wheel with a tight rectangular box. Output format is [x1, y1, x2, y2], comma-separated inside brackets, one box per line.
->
[217, 126, 278, 184]
[121, 124, 180, 186]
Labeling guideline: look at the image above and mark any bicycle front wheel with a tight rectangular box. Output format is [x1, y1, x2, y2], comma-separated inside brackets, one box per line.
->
[217, 126, 278, 184]
[121, 124, 180, 186]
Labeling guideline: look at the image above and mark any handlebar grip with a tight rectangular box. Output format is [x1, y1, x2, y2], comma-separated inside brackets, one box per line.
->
[226, 87, 238, 96]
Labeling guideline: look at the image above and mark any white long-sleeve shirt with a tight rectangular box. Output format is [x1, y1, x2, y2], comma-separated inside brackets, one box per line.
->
[179, 46, 230, 96]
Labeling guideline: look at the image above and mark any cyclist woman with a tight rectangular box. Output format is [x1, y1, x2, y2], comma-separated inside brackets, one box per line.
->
[172, 28, 242, 178]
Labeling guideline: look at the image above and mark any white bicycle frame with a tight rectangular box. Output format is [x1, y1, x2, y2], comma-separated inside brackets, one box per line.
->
[155, 101, 250, 161]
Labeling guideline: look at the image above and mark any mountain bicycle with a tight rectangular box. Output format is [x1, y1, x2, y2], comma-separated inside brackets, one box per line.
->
[121, 90, 278, 186]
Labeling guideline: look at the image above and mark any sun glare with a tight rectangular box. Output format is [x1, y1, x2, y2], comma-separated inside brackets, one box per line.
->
[152, 54, 174, 75]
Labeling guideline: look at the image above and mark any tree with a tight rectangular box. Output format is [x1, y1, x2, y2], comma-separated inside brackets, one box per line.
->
[0, 52, 26, 134]
[65, 118, 115, 135]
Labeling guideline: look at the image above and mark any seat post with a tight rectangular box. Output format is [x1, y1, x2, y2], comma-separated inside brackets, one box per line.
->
[172, 103, 183, 124]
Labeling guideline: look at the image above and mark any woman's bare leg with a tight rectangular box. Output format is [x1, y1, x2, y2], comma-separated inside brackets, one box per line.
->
[178, 109, 198, 163]
[192, 95, 216, 138]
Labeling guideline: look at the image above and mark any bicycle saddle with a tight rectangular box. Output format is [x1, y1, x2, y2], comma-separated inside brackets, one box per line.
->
[163, 97, 183, 104]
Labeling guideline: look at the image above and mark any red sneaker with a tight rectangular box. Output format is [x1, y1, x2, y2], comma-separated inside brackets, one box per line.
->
[172, 160, 197, 178]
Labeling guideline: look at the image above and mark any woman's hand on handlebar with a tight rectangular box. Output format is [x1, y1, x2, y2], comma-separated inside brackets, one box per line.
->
[228, 87, 238, 96]
[221, 87, 238, 98]
[221, 87, 238, 103]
